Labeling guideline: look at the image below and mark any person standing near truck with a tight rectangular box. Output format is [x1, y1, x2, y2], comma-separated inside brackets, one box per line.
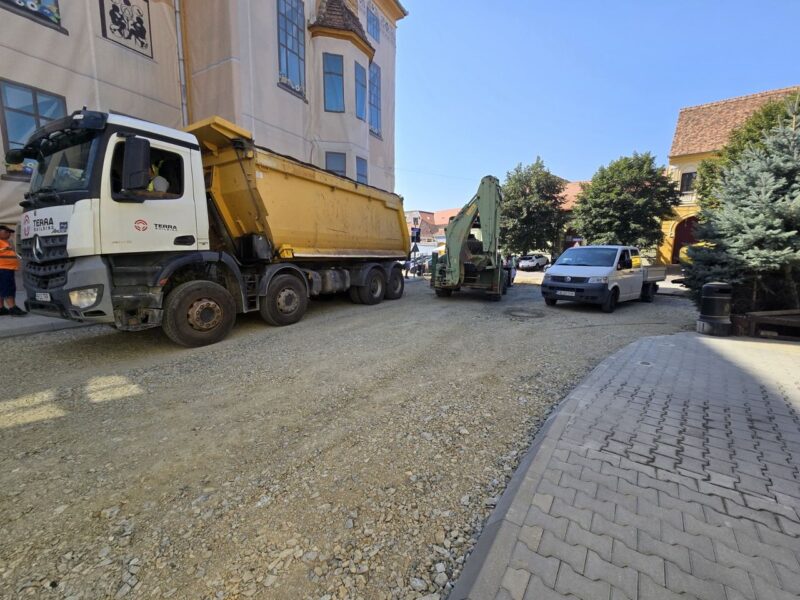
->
[0, 225, 26, 316]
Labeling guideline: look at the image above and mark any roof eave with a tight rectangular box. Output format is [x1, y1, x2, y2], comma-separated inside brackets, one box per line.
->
[308, 25, 375, 60]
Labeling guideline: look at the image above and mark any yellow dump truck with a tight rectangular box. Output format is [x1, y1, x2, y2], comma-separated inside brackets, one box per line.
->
[9, 110, 409, 346]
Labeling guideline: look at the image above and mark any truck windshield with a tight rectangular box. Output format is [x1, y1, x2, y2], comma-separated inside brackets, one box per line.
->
[29, 130, 99, 195]
[555, 247, 618, 267]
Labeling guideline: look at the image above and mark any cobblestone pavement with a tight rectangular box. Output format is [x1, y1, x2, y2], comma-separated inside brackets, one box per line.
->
[451, 333, 800, 600]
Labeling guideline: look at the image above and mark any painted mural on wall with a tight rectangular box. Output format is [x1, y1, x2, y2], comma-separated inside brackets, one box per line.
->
[1, 0, 61, 26]
[99, 0, 153, 58]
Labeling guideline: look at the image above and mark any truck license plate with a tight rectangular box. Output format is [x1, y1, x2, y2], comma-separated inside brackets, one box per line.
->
[556, 290, 576, 297]
[35, 292, 51, 302]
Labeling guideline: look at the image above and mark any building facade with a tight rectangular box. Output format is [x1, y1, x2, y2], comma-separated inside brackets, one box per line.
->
[660, 86, 800, 264]
[0, 0, 406, 224]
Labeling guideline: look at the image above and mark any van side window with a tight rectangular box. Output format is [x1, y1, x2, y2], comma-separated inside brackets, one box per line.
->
[619, 249, 631, 266]
[110, 142, 184, 199]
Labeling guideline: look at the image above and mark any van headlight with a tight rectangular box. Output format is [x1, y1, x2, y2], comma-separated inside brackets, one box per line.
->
[69, 287, 100, 309]
[587, 276, 608, 284]
[543, 273, 552, 282]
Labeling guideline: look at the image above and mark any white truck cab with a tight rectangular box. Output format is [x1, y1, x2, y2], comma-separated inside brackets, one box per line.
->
[541, 245, 666, 312]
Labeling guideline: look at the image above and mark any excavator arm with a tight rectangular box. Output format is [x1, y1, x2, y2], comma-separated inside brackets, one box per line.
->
[432, 175, 505, 297]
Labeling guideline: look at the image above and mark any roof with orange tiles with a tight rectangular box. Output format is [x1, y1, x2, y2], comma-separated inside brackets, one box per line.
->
[561, 181, 586, 211]
[669, 86, 800, 158]
[433, 208, 461, 225]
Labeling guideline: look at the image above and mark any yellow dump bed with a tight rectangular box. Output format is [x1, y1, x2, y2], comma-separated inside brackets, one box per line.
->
[185, 117, 409, 261]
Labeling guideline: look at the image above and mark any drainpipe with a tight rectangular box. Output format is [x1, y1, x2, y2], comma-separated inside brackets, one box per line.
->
[173, 0, 190, 126]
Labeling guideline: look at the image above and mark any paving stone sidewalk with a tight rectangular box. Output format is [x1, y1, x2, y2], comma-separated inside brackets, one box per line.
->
[451, 332, 800, 600]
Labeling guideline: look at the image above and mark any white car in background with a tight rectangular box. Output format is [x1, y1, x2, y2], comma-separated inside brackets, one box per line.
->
[518, 254, 549, 271]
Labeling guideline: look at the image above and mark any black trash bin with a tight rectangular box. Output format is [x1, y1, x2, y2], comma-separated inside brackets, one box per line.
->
[697, 281, 732, 336]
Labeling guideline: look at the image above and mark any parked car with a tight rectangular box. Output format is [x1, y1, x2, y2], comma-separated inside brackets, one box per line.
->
[518, 254, 549, 271]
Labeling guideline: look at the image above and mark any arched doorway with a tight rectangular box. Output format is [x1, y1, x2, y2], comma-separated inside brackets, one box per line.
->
[672, 216, 698, 263]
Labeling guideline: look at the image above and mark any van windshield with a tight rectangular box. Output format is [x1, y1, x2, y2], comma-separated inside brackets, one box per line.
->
[555, 247, 618, 267]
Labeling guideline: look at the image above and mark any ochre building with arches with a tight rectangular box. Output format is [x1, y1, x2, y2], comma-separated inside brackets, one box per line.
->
[660, 86, 800, 264]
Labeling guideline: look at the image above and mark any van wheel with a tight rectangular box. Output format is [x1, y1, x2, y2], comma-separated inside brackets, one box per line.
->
[640, 282, 656, 302]
[601, 288, 619, 313]
[544, 297, 557, 306]
[260, 274, 308, 326]
[163, 281, 236, 347]
[385, 267, 404, 300]
[357, 268, 386, 304]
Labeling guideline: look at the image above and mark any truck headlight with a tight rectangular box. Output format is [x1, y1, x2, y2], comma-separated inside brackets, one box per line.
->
[69, 287, 100, 309]
[587, 276, 608, 284]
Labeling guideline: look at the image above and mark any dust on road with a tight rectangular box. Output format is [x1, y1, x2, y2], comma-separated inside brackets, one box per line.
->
[1, 278, 696, 599]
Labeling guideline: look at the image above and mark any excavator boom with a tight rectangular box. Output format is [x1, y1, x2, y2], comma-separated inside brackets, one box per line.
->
[431, 176, 506, 300]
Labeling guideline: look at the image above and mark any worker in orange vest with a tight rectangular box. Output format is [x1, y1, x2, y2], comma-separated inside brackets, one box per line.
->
[0, 225, 26, 316]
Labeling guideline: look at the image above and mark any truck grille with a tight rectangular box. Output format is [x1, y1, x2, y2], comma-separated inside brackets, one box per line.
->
[550, 275, 589, 283]
[19, 235, 73, 290]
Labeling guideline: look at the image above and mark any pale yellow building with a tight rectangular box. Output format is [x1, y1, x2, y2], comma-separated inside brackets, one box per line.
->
[660, 85, 800, 264]
[0, 0, 406, 224]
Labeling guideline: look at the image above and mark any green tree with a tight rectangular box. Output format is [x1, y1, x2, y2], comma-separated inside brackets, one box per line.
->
[696, 92, 800, 209]
[571, 152, 680, 249]
[685, 112, 800, 311]
[500, 158, 565, 255]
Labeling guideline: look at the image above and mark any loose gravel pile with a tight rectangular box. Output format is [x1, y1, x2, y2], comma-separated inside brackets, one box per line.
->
[0, 278, 696, 599]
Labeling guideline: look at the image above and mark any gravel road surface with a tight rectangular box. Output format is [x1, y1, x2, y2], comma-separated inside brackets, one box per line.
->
[0, 276, 696, 599]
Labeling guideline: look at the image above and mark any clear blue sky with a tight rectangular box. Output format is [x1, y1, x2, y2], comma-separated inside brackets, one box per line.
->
[395, 1, 800, 211]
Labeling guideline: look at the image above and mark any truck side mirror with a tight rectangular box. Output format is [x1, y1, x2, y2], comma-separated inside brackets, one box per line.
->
[122, 137, 151, 191]
[5, 149, 25, 164]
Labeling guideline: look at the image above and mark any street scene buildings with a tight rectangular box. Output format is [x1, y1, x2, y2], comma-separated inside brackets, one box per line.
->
[0, 0, 405, 224]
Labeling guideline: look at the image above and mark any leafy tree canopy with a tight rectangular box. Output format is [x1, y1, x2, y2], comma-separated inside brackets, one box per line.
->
[572, 152, 680, 249]
[500, 158, 566, 255]
[696, 92, 800, 209]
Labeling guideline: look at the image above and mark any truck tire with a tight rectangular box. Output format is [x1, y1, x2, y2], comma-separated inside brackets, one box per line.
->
[544, 297, 557, 306]
[348, 286, 362, 304]
[357, 268, 386, 305]
[434, 288, 452, 297]
[640, 282, 656, 302]
[260, 274, 308, 326]
[385, 267, 405, 300]
[601, 288, 619, 313]
[162, 280, 236, 347]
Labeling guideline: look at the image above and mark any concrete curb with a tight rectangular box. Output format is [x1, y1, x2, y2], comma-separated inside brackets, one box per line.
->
[446, 343, 637, 600]
[0, 317, 89, 339]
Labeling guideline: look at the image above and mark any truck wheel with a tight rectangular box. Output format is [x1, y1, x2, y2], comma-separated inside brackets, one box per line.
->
[545, 297, 557, 306]
[601, 288, 619, 313]
[357, 268, 386, 305]
[434, 288, 452, 297]
[348, 286, 362, 304]
[385, 267, 405, 300]
[162, 281, 236, 347]
[488, 293, 502, 302]
[260, 274, 308, 326]
[640, 282, 656, 302]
